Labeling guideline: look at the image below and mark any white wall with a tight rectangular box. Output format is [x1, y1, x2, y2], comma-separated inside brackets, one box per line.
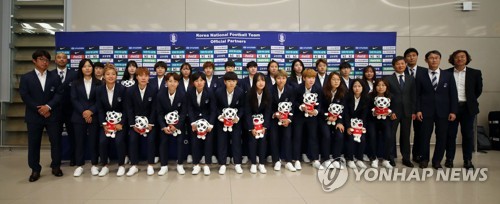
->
[67, 0, 500, 133]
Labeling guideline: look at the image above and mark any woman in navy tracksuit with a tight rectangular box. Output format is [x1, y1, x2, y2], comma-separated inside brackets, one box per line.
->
[157, 72, 187, 175]
[71, 59, 102, 177]
[344, 79, 369, 169]
[187, 72, 216, 176]
[245, 73, 271, 174]
[318, 72, 347, 169]
[269, 70, 296, 172]
[125, 67, 157, 176]
[96, 63, 127, 176]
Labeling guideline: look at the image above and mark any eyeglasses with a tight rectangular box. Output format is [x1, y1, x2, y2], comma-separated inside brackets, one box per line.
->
[37, 57, 50, 63]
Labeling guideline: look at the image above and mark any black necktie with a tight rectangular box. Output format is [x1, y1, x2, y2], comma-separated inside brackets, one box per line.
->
[399, 75, 405, 89]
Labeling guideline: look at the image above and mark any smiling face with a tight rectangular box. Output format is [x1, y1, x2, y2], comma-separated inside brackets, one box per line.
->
[104, 68, 117, 84]
[393, 59, 407, 74]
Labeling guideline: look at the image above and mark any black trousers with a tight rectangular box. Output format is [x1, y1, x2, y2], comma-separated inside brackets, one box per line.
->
[129, 128, 157, 165]
[99, 128, 126, 166]
[191, 132, 213, 165]
[392, 115, 412, 161]
[248, 132, 267, 164]
[73, 122, 99, 166]
[60, 110, 75, 163]
[367, 118, 393, 161]
[344, 131, 366, 161]
[420, 116, 448, 164]
[159, 130, 184, 166]
[446, 104, 475, 161]
[412, 119, 422, 159]
[217, 123, 242, 165]
[292, 116, 319, 161]
[270, 121, 292, 162]
[27, 122, 61, 172]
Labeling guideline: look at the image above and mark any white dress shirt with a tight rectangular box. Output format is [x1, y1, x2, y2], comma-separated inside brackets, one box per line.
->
[409, 65, 418, 78]
[84, 78, 92, 99]
[454, 67, 467, 102]
[331, 90, 337, 102]
[139, 86, 146, 101]
[106, 84, 114, 106]
[318, 74, 326, 87]
[157, 76, 164, 89]
[227, 90, 234, 105]
[271, 77, 276, 85]
[343, 77, 350, 89]
[183, 78, 190, 91]
[297, 76, 302, 84]
[354, 96, 361, 110]
[196, 90, 203, 106]
[206, 76, 213, 88]
[428, 68, 441, 87]
[277, 86, 284, 99]
[249, 76, 253, 88]
[169, 91, 176, 105]
[35, 69, 47, 91]
[257, 92, 262, 107]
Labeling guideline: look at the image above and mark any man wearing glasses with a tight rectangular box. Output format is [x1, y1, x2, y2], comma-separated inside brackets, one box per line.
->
[19, 50, 64, 182]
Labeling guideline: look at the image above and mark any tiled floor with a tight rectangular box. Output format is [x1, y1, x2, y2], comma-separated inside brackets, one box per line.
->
[0, 147, 499, 204]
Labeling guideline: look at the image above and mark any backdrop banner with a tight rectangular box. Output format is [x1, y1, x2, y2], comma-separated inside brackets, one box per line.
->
[56, 31, 397, 78]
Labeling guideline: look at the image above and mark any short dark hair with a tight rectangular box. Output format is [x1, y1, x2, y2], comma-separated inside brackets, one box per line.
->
[225, 60, 236, 68]
[267, 60, 279, 72]
[191, 71, 206, 82]
[166, 72, 181, 81]
[94, 62, 104, 68]
[392, 56, 406, 66]
[404, 48, 419, 57]
[154, 61, 168, 69]
[448, 50, 472, 65]
[246, 61, 258, 69]
[315, 58, 327, 68]
[32, 49, 51, 61]
[339, 61, 351, 69]
[223, 72, 238, 81]
[425, 50, 441, 60]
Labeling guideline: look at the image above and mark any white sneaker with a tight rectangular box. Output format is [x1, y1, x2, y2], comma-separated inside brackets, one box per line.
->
[200, 156, 205, 164]
[323, 160, 333, 169]
[192, 165, 201, 175]
[371, 160, 379, 168]
[313, 160, 325, 170]
[91, 166, 100, 176]
[363, 154, 370, 162]
[347, 161, 357, 169]
[147, 165, 155, 176]
[356, 161, 367, 169]
[285, 162, 297, 172]
[124, 156, 130, 164]
[333, 161, 341, 169]
[116, 166, 125, 177]
[98, 166, 109, 177]
[158, 166, 168, 176]
[219, 165, 226, 175]
[294, 161, 302, 170]
[258, 164, 267, 174]
[212, 156, 218, 164]
[274, 161, 281, 171]
[266, 156, 272, 163]
[203, 165, 210, 176]
[126, 166, 138, 176]
[187, 155, 193, 164]
[73, 166, 84, 177]
[154, 157, 160, 164]
[242, 156, 249, 164]
[177, 164, 185, 175]
[382, 160, 393, 169]
[235, 164, 243, 174]
[250, 164, 257, 174]
[302, 154, 310, 163]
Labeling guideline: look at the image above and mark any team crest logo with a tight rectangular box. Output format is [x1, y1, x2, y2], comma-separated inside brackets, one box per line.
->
[278, 33, 286, 45]
[170, 33, 178, 45]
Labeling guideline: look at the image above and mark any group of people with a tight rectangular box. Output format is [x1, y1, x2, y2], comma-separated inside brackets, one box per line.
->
[20, 47, 482, 182]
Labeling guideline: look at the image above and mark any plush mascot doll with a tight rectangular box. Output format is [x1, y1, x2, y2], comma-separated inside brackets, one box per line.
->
[252, 114, 265, 139]
[349, 118, 366, 143]
[134, 116, 150, 137]
[120, 79, 135, 88]
[103, 111, 122, 138]
[164, 110, 181, 136]
[218, 108, 238, 132]
[194, 119, 213, 140]
[325, 103, 343, 126]
[275, 102, 293, 126]
[300, 92, 319, 117]
[372, 96, 392, 119]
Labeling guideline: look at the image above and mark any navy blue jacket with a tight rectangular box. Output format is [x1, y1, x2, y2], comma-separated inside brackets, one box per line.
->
[95, 83, 127, 125]
[51, 68, 78, 115]
[293, 83, 323, 119]
[415, 69, 458, 118]
[320, 90, 346, 125]
[238, 76, 252, 94]
[245, 91, 272, 130]
[125, 84, 158, 126]
[270, 84, 296, 122]
[186, 88, 217, 125]
[344, 93, 369, 127]
[19, 69, 63, 124]
[149, 76, 167, 93]
[215, 86, 245, 120]
[70, 78, 102, 124]
[156, 88, 187, 130]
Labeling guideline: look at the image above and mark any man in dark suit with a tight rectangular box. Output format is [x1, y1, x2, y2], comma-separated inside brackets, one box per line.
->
[445, 50, 483, 169]
[314, 58, 328, 90]
[52, 52, 78, 166]
[19, 50, 64, 182]
[404, 48, 427, 163]
[415, 50, 458, 169]
[385, 56, 416, 167]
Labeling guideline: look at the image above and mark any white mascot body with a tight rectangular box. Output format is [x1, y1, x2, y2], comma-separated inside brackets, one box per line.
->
[349, 118, 366, 143]
[103, 111, 122, 138]
[275, 102, 293, 126]
[252, 114, 265, 139]
[218, 108, 238, 132]
[164, 111, 181, 136]
[194, 119, 212, 140]
[301, 93, 319, 117]
[325, 103, 343, 126]
[134, 116, 150, 137]
[372, 96, 392, 119]
[120, 79, 135, 88]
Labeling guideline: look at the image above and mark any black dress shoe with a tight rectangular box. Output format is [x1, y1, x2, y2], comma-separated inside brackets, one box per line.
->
[432, 163, 443, 170]
[402, 160, 414, 168]
[52, 168, 63, 177]
[464, 160, 475, 170]
[29, 171, 40, 182]
[419, 161, 428, 169]
[389, 159, 396, 167]
[412, 156, 422, 163]
[444, 160, 453, 168]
